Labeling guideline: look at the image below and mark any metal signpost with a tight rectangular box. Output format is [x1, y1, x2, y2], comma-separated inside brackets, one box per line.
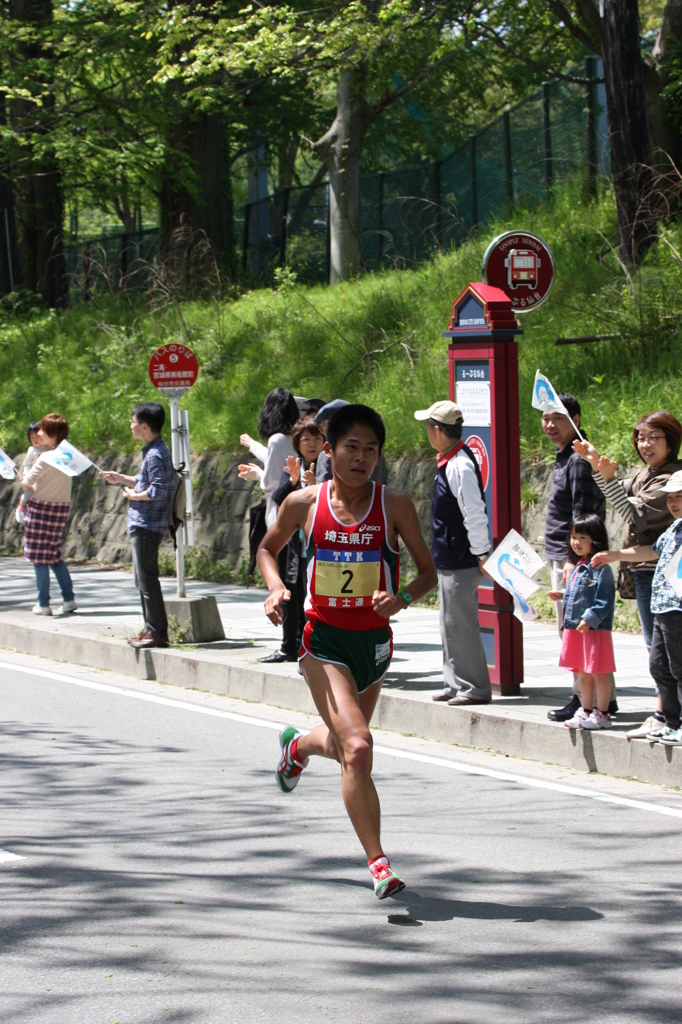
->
[444, 231, 555, 695]
[148, 343, 199, 598]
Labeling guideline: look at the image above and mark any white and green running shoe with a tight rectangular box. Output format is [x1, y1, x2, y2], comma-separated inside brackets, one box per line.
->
[276, 727, 309, 793]
[368, 856, 406, 900]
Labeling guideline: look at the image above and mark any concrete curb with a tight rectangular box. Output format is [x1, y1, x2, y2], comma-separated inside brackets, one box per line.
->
[2, 618, 681, 787]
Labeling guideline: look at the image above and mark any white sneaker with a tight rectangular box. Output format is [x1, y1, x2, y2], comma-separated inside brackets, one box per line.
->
[647, 725, 676, 743]
[626, 716, 660, 741]
[581, 709, 613, 730]
[32, 604, 52, 616]
[15, 507, 25, 524]
[58, 600, 78, 614]
[564, 707, 590, 729]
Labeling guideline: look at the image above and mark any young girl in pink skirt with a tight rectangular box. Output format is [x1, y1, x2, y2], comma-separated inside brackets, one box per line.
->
[548, 514, 617, 730]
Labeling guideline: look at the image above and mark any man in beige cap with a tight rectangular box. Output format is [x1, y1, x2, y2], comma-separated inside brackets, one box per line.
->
[415, 400, 492, 705]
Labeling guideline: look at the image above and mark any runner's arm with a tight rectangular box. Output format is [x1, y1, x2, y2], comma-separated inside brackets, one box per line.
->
[372, 490, 437, 618]
[257, 489, 313, 625]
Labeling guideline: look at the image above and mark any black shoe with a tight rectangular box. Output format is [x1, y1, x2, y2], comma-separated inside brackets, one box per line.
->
[258, 650, 299, 663]
[608, 700, 619, 716]
[547, 694, 581, 722]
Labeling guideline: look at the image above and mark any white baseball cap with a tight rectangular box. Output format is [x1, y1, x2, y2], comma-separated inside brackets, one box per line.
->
[414, 400, 463, 425]
[659, 470, 682, 493]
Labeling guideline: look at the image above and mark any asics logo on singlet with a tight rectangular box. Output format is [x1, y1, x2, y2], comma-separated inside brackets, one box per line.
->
[358, 524, 381, 531]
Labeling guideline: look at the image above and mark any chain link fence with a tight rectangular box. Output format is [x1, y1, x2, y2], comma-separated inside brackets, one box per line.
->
[62, 62, 607, 293]
[241, 60, 608, 283]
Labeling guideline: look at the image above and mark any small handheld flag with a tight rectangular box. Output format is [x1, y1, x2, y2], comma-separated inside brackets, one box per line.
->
[41, 440, 95, 478]
[531, 371, 584, 441]
[0, 448, 16, 480]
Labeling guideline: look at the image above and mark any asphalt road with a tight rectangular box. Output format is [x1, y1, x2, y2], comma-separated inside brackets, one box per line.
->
[2, 655, 682, 1024]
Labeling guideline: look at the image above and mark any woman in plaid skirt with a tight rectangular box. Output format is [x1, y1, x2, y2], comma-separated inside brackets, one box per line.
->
[20, 414, 77, 616]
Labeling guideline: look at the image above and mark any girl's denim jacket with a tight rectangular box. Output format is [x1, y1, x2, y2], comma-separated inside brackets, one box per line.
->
[562, 560, 615, 631]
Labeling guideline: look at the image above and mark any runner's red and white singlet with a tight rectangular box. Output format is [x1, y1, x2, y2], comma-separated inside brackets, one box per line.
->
[305, 481, 400, 631]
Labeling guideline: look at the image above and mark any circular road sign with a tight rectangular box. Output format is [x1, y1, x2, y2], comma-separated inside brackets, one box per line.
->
[481, 230, 555, 314]
[148, 344, 199, 396]
[465, 434, 490, 491]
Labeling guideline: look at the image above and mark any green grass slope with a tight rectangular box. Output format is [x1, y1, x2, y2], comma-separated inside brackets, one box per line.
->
[2, 179, 682, 464]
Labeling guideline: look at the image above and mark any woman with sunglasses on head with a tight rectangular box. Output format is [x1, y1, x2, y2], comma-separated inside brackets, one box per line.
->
[574, 411, 682, 737]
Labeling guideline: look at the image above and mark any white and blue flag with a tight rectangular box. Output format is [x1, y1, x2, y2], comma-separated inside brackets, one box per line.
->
[486, 529, 546, 623]
[41, 440, 94, 478]
[0, 448, 16, 480]
[664, 544, 682, 599]
[531, 370, 584, 441]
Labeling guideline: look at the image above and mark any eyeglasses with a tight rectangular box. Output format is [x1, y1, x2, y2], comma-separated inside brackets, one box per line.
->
[636, 433, 666, 444]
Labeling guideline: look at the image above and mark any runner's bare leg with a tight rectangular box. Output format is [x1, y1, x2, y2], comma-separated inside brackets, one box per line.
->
[297, 656, 384, 860]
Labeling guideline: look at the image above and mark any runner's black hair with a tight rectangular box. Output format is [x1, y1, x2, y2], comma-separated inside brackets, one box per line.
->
[28, 421, 41, 443]
[326, 404, 385, 453]
[567, 514, 608, 564]
[132, 402, 165, 434]
[257, 388, 300, 440]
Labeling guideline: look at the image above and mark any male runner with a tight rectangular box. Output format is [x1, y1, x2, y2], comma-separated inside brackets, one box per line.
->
[257, 404, 437, 899]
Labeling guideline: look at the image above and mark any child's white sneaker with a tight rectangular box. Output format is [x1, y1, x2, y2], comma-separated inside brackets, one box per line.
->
[15, 507, 25, 524]
[32, 604, 52, 616]
[58, 600, 78, 615]
[564, 706, 590, 729]
[581, 709, 612, 730]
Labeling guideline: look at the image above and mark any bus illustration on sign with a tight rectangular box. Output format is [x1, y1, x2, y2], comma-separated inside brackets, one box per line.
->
[504, 249, 540, 290]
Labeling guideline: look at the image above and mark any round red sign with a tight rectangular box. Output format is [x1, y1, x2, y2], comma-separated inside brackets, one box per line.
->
[481, 230, 555, 313]
[148, 344, 199, 394]
[465, 434, 490, 491]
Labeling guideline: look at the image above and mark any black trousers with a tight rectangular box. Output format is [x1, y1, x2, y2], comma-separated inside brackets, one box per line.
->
[278, 545, 307, 657]
[649, 612, 682, 728]
[130, 528, 168, 639]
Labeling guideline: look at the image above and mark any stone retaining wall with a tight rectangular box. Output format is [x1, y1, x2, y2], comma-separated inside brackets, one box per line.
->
[0, 450, 628, 570]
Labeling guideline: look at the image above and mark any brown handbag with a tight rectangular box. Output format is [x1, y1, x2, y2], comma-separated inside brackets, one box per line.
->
[617, 563, 636, 600]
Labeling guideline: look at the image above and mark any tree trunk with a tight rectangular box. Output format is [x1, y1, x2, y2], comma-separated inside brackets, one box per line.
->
[313, 70, 375, 283]
[0, 95, 20, 295]
[160, 110, 236, 280]
[601, 0, 656, 263]
[645, 0, 682, 174]
[10, 0, 67, 306]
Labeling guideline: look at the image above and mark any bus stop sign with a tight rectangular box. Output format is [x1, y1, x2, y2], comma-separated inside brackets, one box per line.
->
[482, 230, 555, 314]
[148, 344, 199, 397]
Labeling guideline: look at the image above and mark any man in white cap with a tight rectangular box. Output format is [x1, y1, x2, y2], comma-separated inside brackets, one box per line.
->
[415, 400, 492, 705]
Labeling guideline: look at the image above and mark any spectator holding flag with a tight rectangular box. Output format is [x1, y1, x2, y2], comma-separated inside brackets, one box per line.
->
[20, 413, 77, 616]
[533, 379, 614, 722]
[592, 472, 682, 745]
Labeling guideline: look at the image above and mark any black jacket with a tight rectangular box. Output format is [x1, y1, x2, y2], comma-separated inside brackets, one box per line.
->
[544, 442, 606, 560]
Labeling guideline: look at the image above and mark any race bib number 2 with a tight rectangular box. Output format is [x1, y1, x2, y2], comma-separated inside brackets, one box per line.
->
[315, 549, 381, 607]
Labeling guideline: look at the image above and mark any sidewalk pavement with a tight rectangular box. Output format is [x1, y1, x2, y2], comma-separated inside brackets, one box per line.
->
[1, 557, 678, 787]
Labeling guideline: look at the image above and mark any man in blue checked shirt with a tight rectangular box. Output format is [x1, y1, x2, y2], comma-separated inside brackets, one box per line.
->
[101, 402, 175, 648]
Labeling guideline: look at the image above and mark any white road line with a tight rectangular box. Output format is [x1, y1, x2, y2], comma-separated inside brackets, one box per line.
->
[0, 850, 25, 863]
[4, 659, 682, 822]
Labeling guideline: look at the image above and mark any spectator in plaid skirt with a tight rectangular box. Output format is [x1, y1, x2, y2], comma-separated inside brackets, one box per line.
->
[21, 413, 77, 616]
[100, 402, 174, 649]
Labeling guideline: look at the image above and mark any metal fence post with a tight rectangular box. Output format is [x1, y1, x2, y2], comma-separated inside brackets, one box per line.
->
[542, 82, 553, 195]
[503, 111, 514, 208]
[325, 183, 331, 284]
[377, 171, 385, 265]
[585, 56, 597, 198]
[469, 134, 477, 230]
[279, 187, 291, 265]
[433, 160, 443, 248]
[241, 202, 251, 273]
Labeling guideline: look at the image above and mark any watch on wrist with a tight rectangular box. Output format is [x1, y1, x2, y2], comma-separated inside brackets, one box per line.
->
[398, 590, 413, 607]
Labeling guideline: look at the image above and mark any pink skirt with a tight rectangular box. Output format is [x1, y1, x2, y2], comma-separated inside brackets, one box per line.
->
[559, 628, 616, 675]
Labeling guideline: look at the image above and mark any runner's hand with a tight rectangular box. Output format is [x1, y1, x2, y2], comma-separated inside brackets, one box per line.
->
[372, 590, 400, 618]
[264, 585, 291, 626]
